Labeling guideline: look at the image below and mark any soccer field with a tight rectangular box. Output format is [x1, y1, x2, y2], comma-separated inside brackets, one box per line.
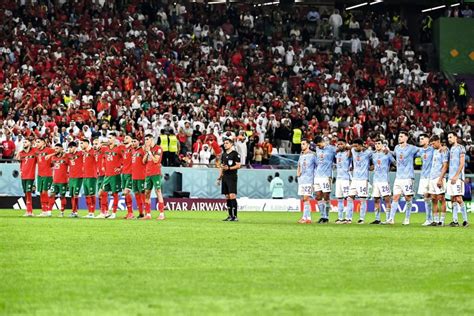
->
[0, 210, 473, 315]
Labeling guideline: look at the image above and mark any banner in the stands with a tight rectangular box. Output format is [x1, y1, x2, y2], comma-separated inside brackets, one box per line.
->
[2, 196, 473, 213]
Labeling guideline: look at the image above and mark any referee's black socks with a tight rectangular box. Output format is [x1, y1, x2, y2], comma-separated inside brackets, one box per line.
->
[226, 199, 232, 217]
[231, 199, 238, 218]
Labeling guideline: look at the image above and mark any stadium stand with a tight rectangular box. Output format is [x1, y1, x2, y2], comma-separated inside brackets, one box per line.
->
[0, 0, 472, 171]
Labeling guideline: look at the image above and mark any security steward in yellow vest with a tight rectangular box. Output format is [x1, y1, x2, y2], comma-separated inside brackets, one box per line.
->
[168, 131, 179, 167]
[291, 126, 302, 154]
[158, 129, 170, 166]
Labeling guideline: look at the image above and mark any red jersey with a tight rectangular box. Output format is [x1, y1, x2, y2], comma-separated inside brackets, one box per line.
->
[132, 147, 146, 180]
[51, 155, 69, 184]
[18, 149, 37, 180]
[36, 147, 55, 177]
[145, 145, 163, 176]
[67, 151, 84, 179]
[96, 147, 105, 177]
[103, 145, 123, 176]
[83, 148, 97, 178]
[122, 145, 133, 175]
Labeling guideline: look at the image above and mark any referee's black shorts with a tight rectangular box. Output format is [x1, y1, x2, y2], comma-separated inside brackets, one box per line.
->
[221, 175, 238, 195]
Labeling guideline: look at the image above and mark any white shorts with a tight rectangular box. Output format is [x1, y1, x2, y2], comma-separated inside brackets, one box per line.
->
[335, 179, 350, 199]
[417, 178, 430, 195]
[298, 184, 313, 196]
[349, 180, 368, 198]
[372, 182, 392, 198]
[393, 179, 414, 196]
[428, 178, 446, 195]
[447, 179, 465, 196]
[313, 177, 332, 193]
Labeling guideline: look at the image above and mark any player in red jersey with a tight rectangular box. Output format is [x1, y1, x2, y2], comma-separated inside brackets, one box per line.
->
[35, 138, 55, 216]
[102, 133, 123, 219]
[67, 142, 84, 217]
[48, 144, 69, 216]
[142, 134, 165, 220]
[131, 136, 147, 219]
[81, 139, 97, 218]
[121, 135, 134, 219]
[16, 138, 37, 216]
[94, 138, 108, 218]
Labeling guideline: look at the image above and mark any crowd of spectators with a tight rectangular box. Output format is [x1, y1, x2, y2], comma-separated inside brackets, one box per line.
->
[0, 0, 472, 171]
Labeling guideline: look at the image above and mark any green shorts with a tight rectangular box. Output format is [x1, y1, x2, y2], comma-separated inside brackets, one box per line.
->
[83, 178, 97, 196]
[50, 183, 67, 196]
[122, 174, 132, 191]
[22, 179, 35, 193]
[37, 176, 53, 192]
[69, 178, 83, 196]
[102, 175, 122, 193]
[97, 176, 104, 191]
[145, 175, 162, 191]
[132, 179, 145, 193]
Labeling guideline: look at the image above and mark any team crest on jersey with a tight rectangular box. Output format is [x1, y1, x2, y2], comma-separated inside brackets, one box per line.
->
[399, 154, 403, 160]
[228, 160, 233, 165]
[377, 159, 381, 165]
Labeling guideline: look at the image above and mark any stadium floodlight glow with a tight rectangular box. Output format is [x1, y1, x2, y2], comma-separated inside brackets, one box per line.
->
[369, 0, 383, 5]
[451, 3, 461, 7]
[262, 1, 279, 6]
[421, 5, 446, 12]
[346, 2, 368, 10]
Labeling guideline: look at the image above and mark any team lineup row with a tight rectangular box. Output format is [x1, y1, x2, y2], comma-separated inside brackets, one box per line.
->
[297, 132, 469, 227]
[16, 133, 165, 220]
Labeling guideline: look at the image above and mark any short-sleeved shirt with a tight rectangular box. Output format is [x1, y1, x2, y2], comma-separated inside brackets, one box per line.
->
[335, 151, 351, 180]
[83, 148, 97, 178]
[36, 147, 55, 177]
[145, 145, 163, 176]
[132, 147, 147, 180]
[221, 150, 241, 177]
[449, 144, 466, 181]
[51, 155, 69, 184]
[103, 145, 123, 176]
[314, 145, 337, 178]
[298, 151, 316, 185]
[122, 145, 133, 175]
[430, 149, 449, 180]
[372, 151, 395, 183]
[394, 144, 419, 180]
[67, 151, 84, 179]
[19, 149, 37, 180]
[416, 146, 434, 179]
[351, 148, 372, 180]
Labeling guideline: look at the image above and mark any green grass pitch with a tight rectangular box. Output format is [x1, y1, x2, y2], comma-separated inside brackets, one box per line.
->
[0, 210, 473, 315]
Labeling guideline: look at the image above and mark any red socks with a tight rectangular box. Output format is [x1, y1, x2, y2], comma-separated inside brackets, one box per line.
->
[61, 198, 66, 211]
[136, 193, 144, 215]
[71, 197, 77, 213]
[25, 192, 32, 213]
[100, 192, 108, 213]
[90, 196, 96, 213]
[112, 193, 119, 213]
[40, 192, 46, 212]
[158, 202, 164, 213]
[49, 196, 55, 211]
[125, 194, 133, 214]
[145, 200, 151, 214]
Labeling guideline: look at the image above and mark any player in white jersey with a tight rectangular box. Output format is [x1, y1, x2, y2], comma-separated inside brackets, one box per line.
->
[428, 135, 449, 226]
[416, 134, 435, 226]
[297, 139, 317, 224]
[334, 139, 352, 223]
[447, 132, 469, 227]
[370, 139, 395, 224]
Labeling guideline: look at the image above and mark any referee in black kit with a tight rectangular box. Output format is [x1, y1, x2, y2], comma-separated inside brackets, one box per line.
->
[217, 138, 241, 221]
